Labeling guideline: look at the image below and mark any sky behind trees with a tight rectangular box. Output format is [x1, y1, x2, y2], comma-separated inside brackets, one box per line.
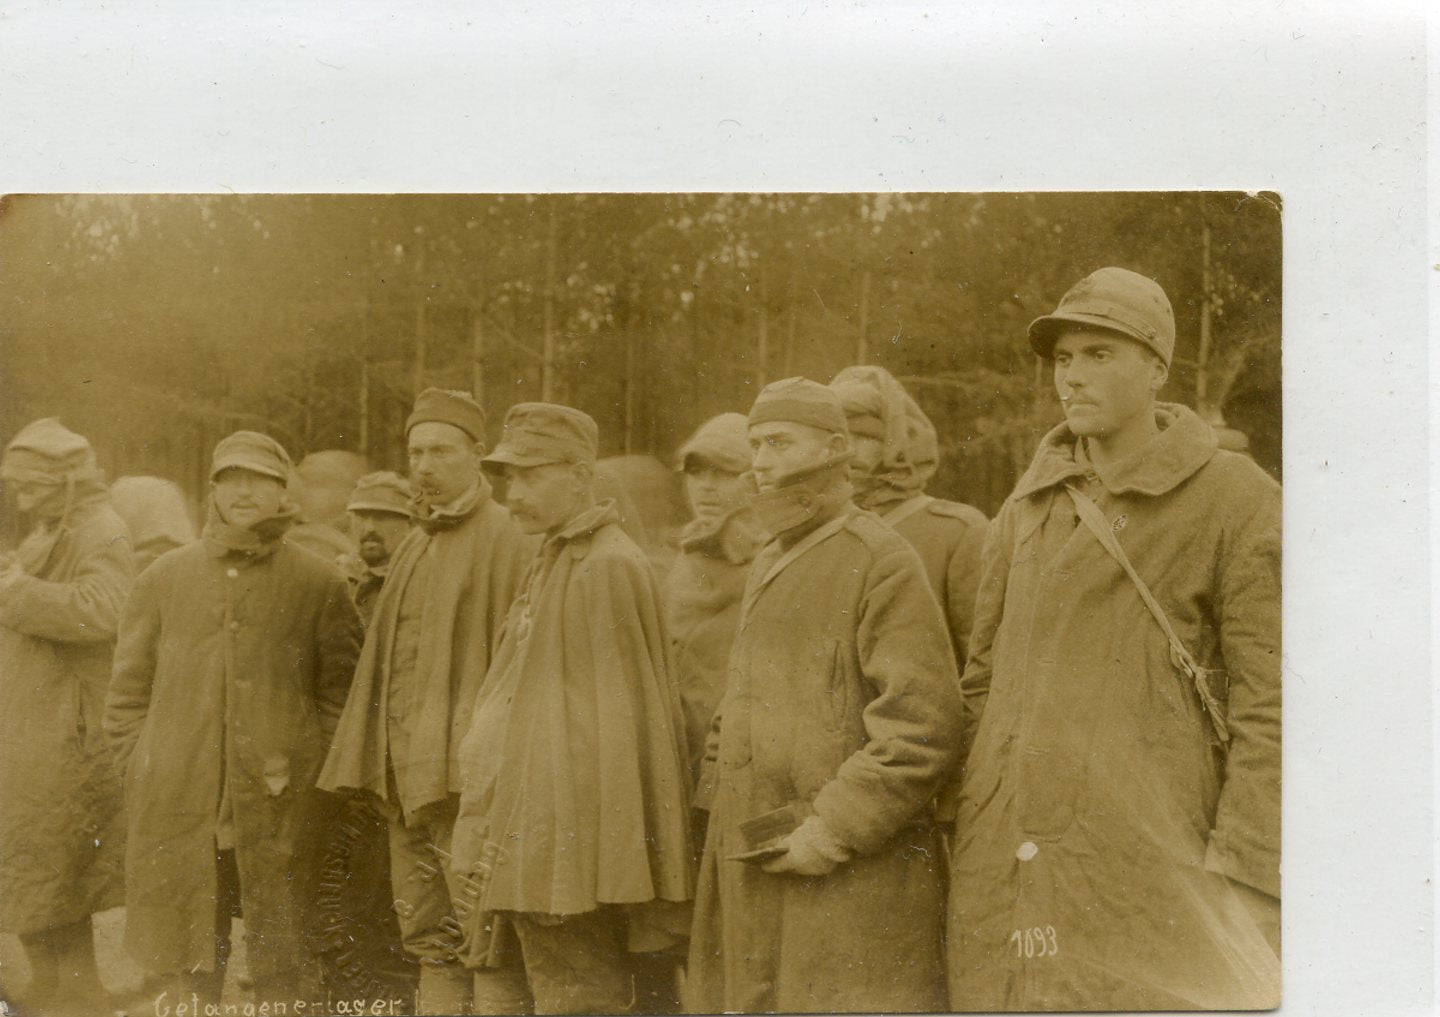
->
[0, 192, 1280, 519]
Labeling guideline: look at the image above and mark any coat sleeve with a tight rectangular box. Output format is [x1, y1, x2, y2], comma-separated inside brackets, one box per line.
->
[0, 521, 134, 644]
[1203, 480, 1282, 899]
[313, 572, 363, 742]
[104, 563, 163, 770]
[933, 501, 1015, 823]
[943, 512, 988, 666]
[810, 541, 963, 856]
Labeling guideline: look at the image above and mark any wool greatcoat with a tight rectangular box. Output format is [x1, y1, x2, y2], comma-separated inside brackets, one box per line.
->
[947, 404, 1281, 1011]
[686, 494, 963, 1014]
[105, 518, 362, 981]
[450, 501, 693, 932]
[0, 484, 134, 934]
[318, 479, 531, 819]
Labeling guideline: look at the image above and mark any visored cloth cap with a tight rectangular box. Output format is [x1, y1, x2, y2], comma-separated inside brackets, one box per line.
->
[675, 413, 752, 474]
[210, 431, 292, 483]
[1028, 267, 1176, 367]
[483, 402, 599, 471]
[347, 470, 413, 517]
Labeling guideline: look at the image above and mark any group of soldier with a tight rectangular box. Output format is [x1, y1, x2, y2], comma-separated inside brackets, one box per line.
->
[0, 266, 1281, 1016]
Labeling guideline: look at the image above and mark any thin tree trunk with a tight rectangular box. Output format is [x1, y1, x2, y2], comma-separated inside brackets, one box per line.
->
[857, 269, 871, 365]
[542, 208, 558, 401]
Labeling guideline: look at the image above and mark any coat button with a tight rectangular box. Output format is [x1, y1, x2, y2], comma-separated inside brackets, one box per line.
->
[1016, 841, 1038, 862]
[229, 621, 241, 632]
[226, 568, 239, 578]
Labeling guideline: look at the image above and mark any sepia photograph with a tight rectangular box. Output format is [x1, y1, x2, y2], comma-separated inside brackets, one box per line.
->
[0, 191, 1281, 1015]
[0, 3, 1432, 1017]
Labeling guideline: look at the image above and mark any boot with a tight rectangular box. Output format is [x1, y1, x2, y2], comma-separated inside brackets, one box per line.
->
[417, 963, 473, 1016]
[17, 927, 60, 1012]
[471, 965, 532, 1015]
[49, 915, 106, 1004]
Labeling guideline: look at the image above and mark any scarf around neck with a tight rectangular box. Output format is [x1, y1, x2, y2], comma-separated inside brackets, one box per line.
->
[201, 498, 298, 559]
[412, 477, 492, 535]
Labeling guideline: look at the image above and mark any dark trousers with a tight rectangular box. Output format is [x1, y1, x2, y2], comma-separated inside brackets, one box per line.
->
[510, 909, 635, 1015]
[173, 847, 242, 1004]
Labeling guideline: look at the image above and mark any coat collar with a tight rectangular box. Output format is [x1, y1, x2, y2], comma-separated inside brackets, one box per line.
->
[545, 498, 621, 549]
[1009, 402, 1218, 502]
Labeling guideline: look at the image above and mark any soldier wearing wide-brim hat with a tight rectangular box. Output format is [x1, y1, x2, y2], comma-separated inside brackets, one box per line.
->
[685, 378, 962, 1014]
[454, 401, 694, 1015]
[947, 267, 1281, 1010]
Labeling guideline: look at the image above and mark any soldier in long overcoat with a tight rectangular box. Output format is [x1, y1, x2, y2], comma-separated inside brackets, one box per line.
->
[947, 268, 1281, 1011]
[0, 419, 135, 1013]
[828, 365, 988, 666]
[662, 412, 766, 786]
[106, 431, 362, 1006]
[685, 379, 963, 1014]
[319, 389, 533, 1016]
[451, 403, 694, 1015]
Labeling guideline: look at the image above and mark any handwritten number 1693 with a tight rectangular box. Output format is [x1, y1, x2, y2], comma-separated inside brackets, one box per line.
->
[1010, 926, 1059, 958]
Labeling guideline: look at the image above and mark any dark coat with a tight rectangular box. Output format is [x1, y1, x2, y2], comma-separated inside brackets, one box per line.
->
[947, 405, 1281, 1011]
[0, 491, 134, 933]
[105, 532, 361, 980]
[663, 507, 765, 781]
[881, 493, 988, 666]
[686, 499, 962, 1014]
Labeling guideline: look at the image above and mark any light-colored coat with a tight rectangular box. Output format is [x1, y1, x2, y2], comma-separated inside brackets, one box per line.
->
[686, 500, 963, 1014]
[451, 502, 693, 928]
[318, 486, 531, 819]
[0, 491, 133, 933]
[947, 404, 1281, 1011]
[106, 534, 361, 980]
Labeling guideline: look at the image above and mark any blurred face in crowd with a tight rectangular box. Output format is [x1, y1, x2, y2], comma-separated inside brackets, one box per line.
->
[848, 433, 886, 479]
[748, 421, 848, 493]
[1052, 327, 1167, 444]
[211, 468, 286, 529]
[348, 510, 411, 567]
[10, 478, 62, 516]
[408, 422, 483, 507]
[683, 458, 751, 524]
[503, 460, 592, 536]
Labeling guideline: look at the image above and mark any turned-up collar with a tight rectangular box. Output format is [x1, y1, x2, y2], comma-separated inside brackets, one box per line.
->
[1009, 402, 1219, 502]
[543, 499, 621, 552]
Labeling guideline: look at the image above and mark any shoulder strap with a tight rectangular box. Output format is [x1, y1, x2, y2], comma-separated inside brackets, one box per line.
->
[1066, 484, 1230, 746]
[880, 494, 933, 529]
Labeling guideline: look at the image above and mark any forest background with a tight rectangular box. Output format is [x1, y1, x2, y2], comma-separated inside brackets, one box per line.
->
[0, 191, 1281, 532]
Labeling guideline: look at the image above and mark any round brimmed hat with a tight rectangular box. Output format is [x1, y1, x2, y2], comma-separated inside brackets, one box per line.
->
[674, 413, 751, 474]
[210, 431, 292, 483]
[482, 402, 599, 472]
[747, 377, 849, 435]
[346, 471, 413, 517]
[406, 388, 486, 442]
[1028, 267, 1176, 367]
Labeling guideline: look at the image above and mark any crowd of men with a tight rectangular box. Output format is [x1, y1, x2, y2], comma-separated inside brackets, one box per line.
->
[0, 266, 1281, 1015]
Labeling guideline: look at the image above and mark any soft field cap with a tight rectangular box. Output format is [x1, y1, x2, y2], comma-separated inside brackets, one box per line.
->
[210, 431, 292, 483]
[483, 402, 599, 471]
[347, 471, 414, 517]
[2, 418, 97, 483]
[747, 377, 849, 435]
[675, 413, 752, 473]
[406, 388, 486, 442]
[1028, 267, 1176, 367]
